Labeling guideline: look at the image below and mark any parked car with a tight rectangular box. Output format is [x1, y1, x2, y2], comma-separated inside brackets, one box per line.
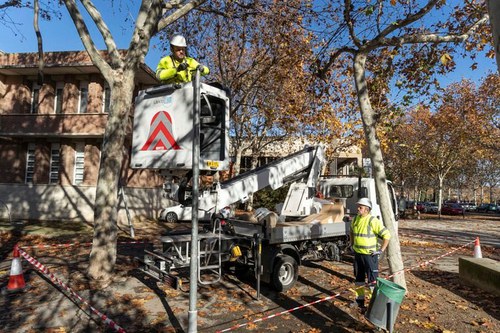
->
[423, 202, 439, 213]
[460, 202, 477, 212]
[405, 200, 416, 209]
[441, 203, 464, 215]
[416, 202, 426, 212]
[467, 203, 477, 211]
[476, 203, 498, 213]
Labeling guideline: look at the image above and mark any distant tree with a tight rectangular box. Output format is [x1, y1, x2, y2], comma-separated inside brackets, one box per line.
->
[475, 74, 500, 152]
[477, 155, 500, 203]
[385, 116, 430, 201]
[387, 75, 499, 215]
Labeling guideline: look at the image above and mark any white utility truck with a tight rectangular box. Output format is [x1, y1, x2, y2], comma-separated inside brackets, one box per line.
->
[131, 82, 397, 292]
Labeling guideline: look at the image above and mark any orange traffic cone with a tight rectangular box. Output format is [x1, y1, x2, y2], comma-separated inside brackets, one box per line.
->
[473, 237, 482, 258]
[6, 245, 26, 291]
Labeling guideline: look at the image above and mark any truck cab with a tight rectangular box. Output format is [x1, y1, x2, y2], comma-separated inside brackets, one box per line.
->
[318, 176, 398, 225]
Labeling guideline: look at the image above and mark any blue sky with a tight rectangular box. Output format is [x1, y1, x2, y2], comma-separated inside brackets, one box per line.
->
[1, 2, 497, 86]
[0, 2, 164, 69]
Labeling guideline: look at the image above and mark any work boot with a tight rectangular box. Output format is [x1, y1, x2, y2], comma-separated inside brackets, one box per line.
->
[356, 299, 365, 308]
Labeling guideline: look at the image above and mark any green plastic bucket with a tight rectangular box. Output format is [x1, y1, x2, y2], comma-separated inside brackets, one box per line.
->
[365, 278, 406, 332]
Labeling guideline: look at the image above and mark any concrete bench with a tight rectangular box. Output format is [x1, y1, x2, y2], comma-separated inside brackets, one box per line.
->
[459, 257, 500, 296]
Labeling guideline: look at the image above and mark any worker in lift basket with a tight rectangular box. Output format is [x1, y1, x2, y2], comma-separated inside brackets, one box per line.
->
[349, 197, 390, 310]
[156, 34, 210, 84]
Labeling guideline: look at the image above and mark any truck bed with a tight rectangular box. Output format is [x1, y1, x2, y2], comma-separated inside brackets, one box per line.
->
[228, 219, 350, 244]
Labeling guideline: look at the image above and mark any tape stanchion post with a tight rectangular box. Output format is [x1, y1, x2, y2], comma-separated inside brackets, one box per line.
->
[17, 246, 126, 333]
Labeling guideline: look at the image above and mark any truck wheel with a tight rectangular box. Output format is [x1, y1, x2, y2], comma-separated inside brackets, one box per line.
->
[271, 255, 298, 291]
[165, 212, 178, 223]
[325, 242, 340, 261]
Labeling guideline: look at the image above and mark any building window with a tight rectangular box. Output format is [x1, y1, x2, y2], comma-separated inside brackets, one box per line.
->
[54, 82, 64, 114]
[25, 143, 36, 184]
[240, 156, 252, 172]
[74, 142, 85, 185]
[103, 85, 111, 113]
[49, 143, 60, 184]
[79, 82, 88, 114]
[31, 83, 40, 114]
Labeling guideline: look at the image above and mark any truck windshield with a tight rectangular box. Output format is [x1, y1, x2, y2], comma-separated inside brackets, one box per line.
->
[323, 185, 353, 198]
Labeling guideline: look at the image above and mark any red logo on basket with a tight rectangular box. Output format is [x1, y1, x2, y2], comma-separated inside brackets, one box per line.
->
[141, 111, 181, 151]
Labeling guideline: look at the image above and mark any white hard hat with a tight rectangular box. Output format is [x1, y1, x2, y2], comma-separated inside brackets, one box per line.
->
[170, 35, 187, 48]
[357, 198, 372, 209]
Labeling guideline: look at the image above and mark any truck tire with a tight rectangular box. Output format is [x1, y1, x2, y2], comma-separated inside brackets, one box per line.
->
[271, 255, 298, 291]
[165, 212, 178, 223]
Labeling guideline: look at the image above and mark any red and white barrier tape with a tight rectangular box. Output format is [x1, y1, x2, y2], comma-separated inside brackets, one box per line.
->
[216, 238, 476, 333]
[21, 240, 150, 250]
[399, 231, 463, 242]
[17, 246, 126, 333]
[385, 239, 474, 280]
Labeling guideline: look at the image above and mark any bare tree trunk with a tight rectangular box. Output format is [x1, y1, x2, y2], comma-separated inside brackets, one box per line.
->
[245, 153, 259, 211]
[88, 72, 134, 282]
[488, 0, 500, 72]
[437, 175, 444, 218]
[33, 0, 44, 85]
[353, 52, 406, 289]
[232, 146, 244, 177]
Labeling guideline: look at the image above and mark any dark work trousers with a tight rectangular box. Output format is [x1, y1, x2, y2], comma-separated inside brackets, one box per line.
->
[354, 252, 379, 284]
[353, 252, 379, 307]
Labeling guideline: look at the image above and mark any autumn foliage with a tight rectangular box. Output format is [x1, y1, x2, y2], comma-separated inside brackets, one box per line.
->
[385, 74, 500, 206]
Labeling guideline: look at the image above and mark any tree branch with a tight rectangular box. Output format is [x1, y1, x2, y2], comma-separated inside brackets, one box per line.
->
[63, 0, 113, 79]
[34, 0, 44, 85]
[373, 13, 490, 47]
[369, 0, 440, 45]
[126, 0, 163, 68]
[157, 0, 206, 32]
[80, 0, 121, 64]
[0, 0, 21, 10]
[344, 0, 362, 47]
[317, 46, 355, 80]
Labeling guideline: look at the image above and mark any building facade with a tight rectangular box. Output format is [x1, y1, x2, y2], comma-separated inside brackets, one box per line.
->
[235, 138, 362, 175]
[0, 51, 169, 223]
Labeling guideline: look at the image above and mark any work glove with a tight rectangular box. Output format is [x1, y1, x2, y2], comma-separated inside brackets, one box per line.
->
[177, 62, 188, 71]
[370, 250, 382, 257]
[197, 64, 205, 72]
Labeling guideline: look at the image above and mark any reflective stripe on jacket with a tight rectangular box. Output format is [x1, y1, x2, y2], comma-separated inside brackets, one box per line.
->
[351, 214, 390, 255]
[156, 55, 209, 84]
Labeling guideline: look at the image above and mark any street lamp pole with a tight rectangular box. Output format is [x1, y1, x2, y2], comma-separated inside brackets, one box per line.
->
[188, 69, 201, 333]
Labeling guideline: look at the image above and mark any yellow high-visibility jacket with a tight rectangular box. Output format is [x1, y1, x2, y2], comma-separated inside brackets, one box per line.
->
[351, 214, 390, 255]
[156, 55, 209, 84]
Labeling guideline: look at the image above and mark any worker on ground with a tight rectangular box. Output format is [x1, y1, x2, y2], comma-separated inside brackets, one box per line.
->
[349, 198, 390, 311]
[156, 35, 210, 84]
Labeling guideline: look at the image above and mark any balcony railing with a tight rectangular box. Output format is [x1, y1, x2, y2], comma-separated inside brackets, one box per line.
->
[0, 113, 109, 137]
